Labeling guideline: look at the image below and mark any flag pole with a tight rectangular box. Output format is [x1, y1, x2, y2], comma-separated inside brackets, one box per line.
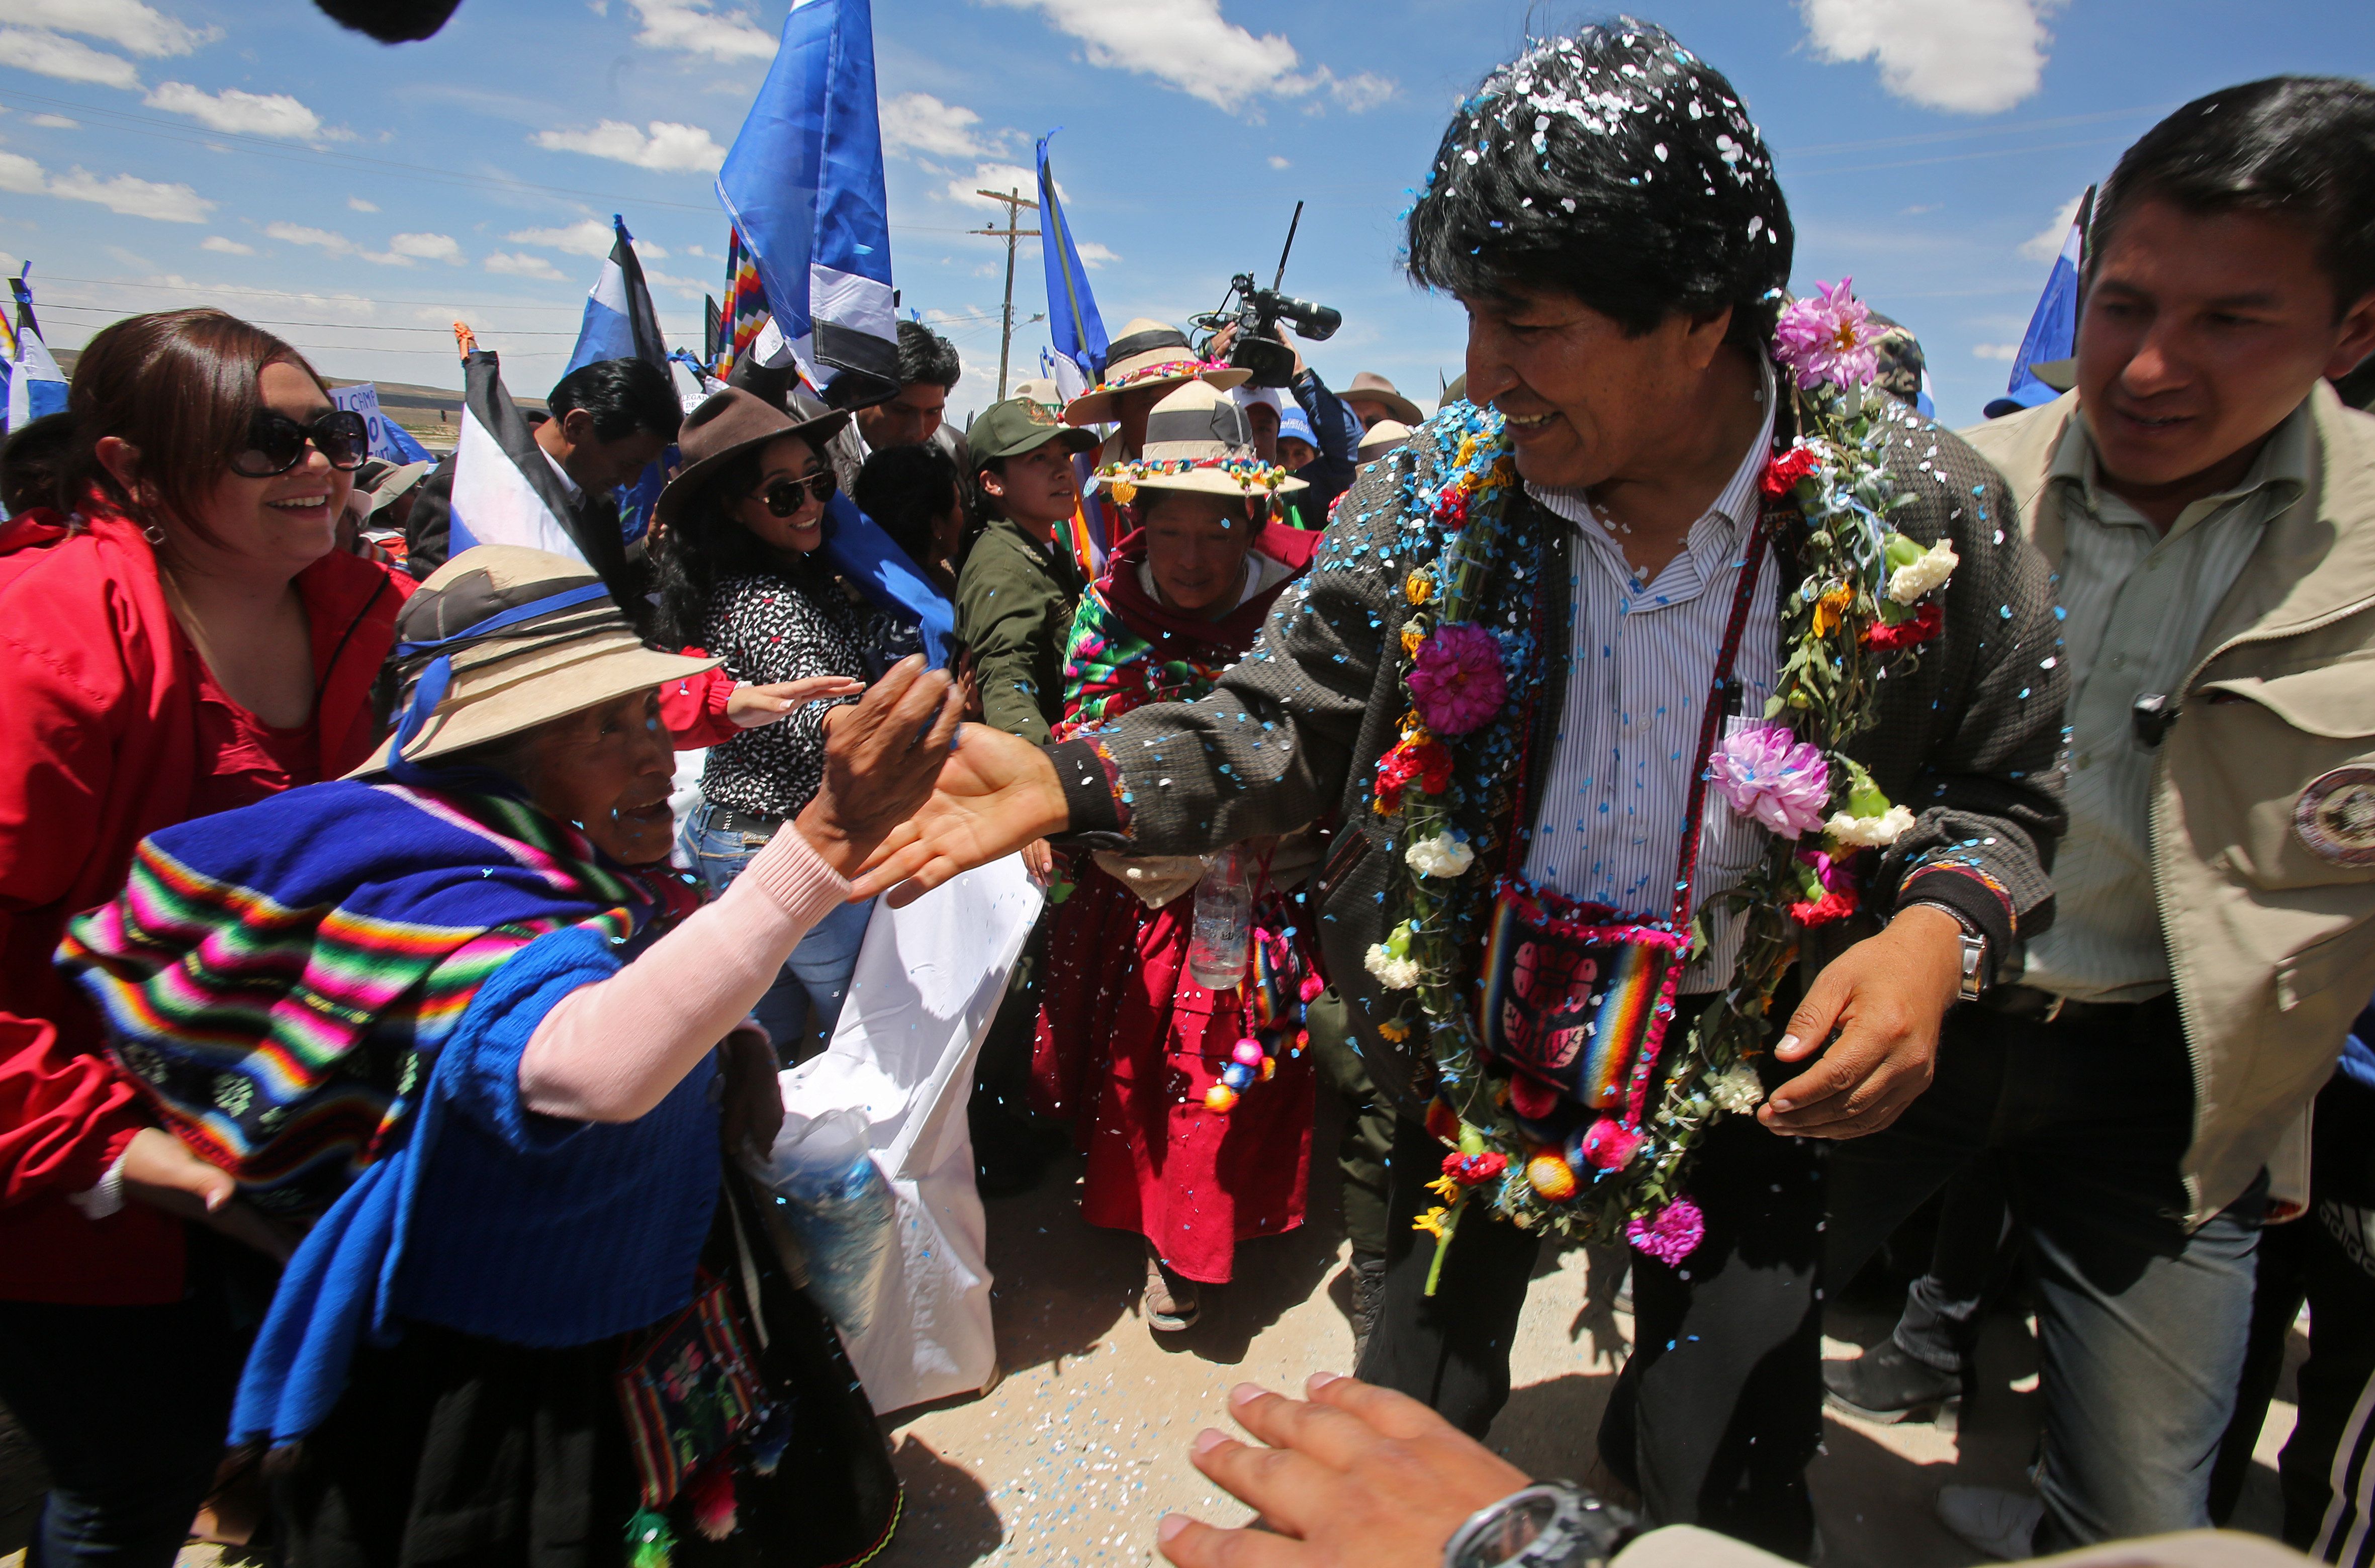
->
[970, 189, 1040, 402]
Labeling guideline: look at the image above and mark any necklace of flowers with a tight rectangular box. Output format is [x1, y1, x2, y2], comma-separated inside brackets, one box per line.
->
[1365, 279, 1960, 1268]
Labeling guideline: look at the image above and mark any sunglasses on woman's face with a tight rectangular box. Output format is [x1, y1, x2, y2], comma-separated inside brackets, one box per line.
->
[758, 469, 836, 517]
[231, 408, 372, 478]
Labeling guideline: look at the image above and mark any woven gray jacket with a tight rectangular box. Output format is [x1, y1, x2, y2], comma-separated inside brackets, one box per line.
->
[1047, 404, 2069, 1110]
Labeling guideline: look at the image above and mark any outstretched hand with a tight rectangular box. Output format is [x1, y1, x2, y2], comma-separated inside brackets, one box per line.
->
[1758, 903, 1962, 1140]
[1157, 1374, 1530, 1568]
[849, 722, 1069, 905]
[120, 1127, 298, 1262]
[727, 675, 865, 730]
[795, 656, 964, 880]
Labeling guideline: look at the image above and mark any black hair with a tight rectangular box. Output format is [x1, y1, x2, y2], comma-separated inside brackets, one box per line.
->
[649, 446, 776, 649]
[0, 411, 76, 516]
[896, 319, 961, 391]
[852, 441, 962, 571]
[2092, 77, 2375, 316]
[545, 356, 684, 443]
[1406, 19, 1792, 354]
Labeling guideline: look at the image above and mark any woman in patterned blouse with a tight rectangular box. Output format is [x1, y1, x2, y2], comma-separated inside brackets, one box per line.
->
[652, 388, 879, 1060]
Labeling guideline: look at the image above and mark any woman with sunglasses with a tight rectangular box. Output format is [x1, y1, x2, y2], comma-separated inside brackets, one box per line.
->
[0, 308, 408, 1565]
[650, 388, 882, 1062]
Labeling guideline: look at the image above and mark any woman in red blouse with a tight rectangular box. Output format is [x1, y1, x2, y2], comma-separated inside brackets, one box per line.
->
[0, 309, 409, 1564]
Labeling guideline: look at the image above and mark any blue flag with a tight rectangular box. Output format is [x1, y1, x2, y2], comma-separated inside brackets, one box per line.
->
[820, 492, 954, 667]
[716, 0, 897, 405]
[4, 266, 69, 436]
[1037, 130, 1108, 384]
[448, 350, 586, 564]
[563, 217, 674, 544]
[1986, 190, 2090, 419]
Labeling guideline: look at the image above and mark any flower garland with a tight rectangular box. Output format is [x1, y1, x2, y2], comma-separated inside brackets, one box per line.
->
[1095, 454, 1298, 506]
[1365, 280, 1959, 1255]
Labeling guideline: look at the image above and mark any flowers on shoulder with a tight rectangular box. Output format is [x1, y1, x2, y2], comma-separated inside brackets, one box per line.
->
[1406, 622, 1506, 737]
[1864, 601, 1943, 653]
[1708, 723, 1831, 839]
[1405, 828, 1476, 879]
[1774, 278, 1879, 390]
[1886, 535, 1959, 604]
[1374, 732, 1453, 815]
[1759, 444, 1821, 497]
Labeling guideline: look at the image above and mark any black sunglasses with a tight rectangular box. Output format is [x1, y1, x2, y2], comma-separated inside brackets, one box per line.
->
[758, 469, 836, 516]
[232, 408, 372, 479]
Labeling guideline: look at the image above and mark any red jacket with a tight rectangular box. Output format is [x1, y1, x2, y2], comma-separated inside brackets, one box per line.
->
[0, 505, 410, 1303]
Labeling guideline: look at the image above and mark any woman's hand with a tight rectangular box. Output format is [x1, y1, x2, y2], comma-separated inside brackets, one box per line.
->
[727, 675, 865, 730]
[1157, 1374, 1531, 1568]
[849, 723, 1070, 904]
[119, 1128, 298, 1262]
[795, 655, 964, 880]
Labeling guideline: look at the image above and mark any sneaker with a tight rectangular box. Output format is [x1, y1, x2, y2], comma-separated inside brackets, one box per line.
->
[1347, 1254, 1387, 1365]
[1935, 1485, 2043, 1560]
[1822, 1337, 1962, 1423]
[1144, 1250, 1200, 1332]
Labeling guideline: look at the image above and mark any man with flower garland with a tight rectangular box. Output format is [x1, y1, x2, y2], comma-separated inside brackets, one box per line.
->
[852, 23, 2065, 1558]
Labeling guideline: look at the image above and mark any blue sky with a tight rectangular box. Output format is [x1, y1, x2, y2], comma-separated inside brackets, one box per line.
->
[1, 0, 2368, 427]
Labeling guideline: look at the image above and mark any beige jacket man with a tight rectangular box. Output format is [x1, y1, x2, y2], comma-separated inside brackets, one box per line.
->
[1965, 381, 2375, 1226]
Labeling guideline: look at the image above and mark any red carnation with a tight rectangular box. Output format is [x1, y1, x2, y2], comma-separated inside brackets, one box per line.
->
[1760, 447, 1821, 497]
[1442, 1150, 1510, 1187]
[1374, 734, 1455, 814]
[1864, 601, 1944, 652]
[1788, 888, 1860, 927]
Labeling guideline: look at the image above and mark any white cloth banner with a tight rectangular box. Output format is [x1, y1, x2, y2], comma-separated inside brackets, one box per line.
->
[777, 855, 1041, 1413]
[326, 382, 408, 464]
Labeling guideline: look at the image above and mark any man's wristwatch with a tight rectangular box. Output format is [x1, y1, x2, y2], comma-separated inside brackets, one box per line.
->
[1910, 902, 1991, 1002]
[1442, 1483, 1639, 1568]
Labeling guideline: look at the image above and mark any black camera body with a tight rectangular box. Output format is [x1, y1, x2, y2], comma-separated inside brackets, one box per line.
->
[1204, 272, 1343, 388]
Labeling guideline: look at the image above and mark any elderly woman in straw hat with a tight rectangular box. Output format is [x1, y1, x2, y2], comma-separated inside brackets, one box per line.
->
[58, 545, 949, 1564]
[1032, 382, 1325, 1334]
[1060, 318, 1249, 464]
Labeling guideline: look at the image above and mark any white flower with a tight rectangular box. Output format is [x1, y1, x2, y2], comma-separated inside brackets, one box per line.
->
[1708, 1060, 1766, 1116]
[1405, 830, 1476, 879]
[1364, 944, 1422, 990]
[1823, 803, 1916, 848]
[1886, 538, 1959, 604]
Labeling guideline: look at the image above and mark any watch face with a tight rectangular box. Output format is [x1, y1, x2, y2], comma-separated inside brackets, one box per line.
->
[1448, 1491, 1556, 1568]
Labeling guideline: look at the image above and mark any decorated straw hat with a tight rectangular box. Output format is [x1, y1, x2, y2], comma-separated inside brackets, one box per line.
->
[1341, 371, 1424, 427]
[350, 545, 719, 778]
[1357, 419, 1414, 462]
[1062, 319, 1250, 427]
[656, 387, 850, 527]
[1093, 380, 1309, 502]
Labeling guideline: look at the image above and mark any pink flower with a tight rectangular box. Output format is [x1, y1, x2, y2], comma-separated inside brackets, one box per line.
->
[1773, 278, 1878, 390]
[1626, 1196, 1706, 1267]
[1708, 725, 1831, 838]
[1407, 623, 1507, 737]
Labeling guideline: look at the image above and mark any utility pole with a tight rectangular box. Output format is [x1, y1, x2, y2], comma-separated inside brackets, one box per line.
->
[970, 188, 1040, 402]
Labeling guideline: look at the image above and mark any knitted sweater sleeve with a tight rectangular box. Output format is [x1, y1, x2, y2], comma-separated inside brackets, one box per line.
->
[518, 827, 851, 1122]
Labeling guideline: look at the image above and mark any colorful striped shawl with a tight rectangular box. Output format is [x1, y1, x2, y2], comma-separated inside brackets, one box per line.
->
[58, 780, 650, 1214]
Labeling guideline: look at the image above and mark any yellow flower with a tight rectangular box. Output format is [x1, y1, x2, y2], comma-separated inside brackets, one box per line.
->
[1455, 435, 1481, 470]
[1110, 479, 1137, 506]
[1426, 1173, 1462, 1204]
[1413, 1206, 1451, 1240]
[1406, 572, 1433, 605]
[1402, 627, 1424, 659]
[1811, 584, 1853, 638]
[1378, 1018, 1410, 1043]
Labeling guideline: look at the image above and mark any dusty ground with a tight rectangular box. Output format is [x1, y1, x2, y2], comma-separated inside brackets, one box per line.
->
[2, 1119, 2299, 1567]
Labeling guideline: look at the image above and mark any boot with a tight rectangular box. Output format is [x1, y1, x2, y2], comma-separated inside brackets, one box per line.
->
[1821, 1336, 1962, 1422]
[1347, 1254, 1388, 1366]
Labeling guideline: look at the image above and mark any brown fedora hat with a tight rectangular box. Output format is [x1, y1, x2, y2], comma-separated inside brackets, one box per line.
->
[1341, 372, 1424, 427]
[656, 387, 850, 527]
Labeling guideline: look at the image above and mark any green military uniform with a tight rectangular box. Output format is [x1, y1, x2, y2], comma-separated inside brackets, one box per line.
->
[955, 398, 1098, 745]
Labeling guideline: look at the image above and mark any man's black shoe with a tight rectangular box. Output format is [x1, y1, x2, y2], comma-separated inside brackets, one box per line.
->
[1821, 1337, 1962, 1423]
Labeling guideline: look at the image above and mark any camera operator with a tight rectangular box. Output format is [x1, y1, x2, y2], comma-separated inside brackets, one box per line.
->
[1210, 322, 1362, 521]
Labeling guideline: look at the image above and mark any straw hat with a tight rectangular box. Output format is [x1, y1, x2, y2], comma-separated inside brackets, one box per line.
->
[1341, 371, 1424, 427]
[350, 545, 719, 778]
[1357, 420, 1413, 462]
[358, 458, 433, 519]
[1094, 381, 1309, 501]
[1062, 319, 1250, 427]
[656, 386, 850, 527]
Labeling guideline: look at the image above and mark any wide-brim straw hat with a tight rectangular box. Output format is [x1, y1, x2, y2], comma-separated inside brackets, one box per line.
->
[656, 386, 850, 527]
[1358, 419, 1414, 462]
[1094, 380, 1309, 501]
[1063, 319, 1250, 427]
[361, 459, 433, 519]
[349, 545, 719, 778]
[1341, 371, 1424, 427]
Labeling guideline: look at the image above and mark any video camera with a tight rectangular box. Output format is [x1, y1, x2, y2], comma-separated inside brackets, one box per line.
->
[1192, 202, 1342, 388]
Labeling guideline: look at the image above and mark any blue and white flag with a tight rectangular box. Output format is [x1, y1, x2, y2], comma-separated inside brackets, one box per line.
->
[446, 350, 585, 564]
[823, 491, 955, 666]
[565, 215, 670, 378]
[4, 266, 69, 435]
[716, 0, 898, 406]
[1986, 189, 2091, 419]
[1037, 130, 1108, 385]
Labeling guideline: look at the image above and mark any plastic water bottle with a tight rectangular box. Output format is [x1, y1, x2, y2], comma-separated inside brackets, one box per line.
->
[1186, 846, 1251, 990]
[759, 1108, 896, 1337]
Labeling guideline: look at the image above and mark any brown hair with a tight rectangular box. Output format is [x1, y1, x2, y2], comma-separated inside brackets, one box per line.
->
[57, 308, 328, 542]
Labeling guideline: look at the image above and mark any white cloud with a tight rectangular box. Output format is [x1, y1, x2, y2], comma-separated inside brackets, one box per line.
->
[1075, 240, 1118, 269]
[0, 27, 141, 88]
[2020, 193, 2083, 262]
[46, 163, 209, 220]
[1800, 0, 2060, 115]
[0, 150, 41, 193]
[1321, 68, 1396, 113]
[347, 196, 378, 212]
[199, 233, 252, 254]
[26, 111, 76, 127]
[389, 231, 462, 263]
[1267, 154, 1290, 170]
[987, 0, 1301, 112]
[531, 119, 725, 172]
[950, 161, 1039, 209]
[643, 265, 704, 294]
[0, 0, 215, 57]
[263, 219, 415, 265]
[484, 250, 566, 280]
[507, 218, 616, 257]
[881, 91, 1001, 161]
[1973, 342, 2022, 360]
[144, 82, 324, 141]
[683, 243, 713, 260]
[624, 0, 774, 60]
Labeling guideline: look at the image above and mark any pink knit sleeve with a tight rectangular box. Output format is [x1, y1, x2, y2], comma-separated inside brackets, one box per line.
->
[518, 827, 853, 1122]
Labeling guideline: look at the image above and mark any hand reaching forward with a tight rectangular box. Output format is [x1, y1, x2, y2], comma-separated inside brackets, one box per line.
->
[849, 721, 1069, 904]
[1758, 903, 1963, 1140]
[1158, 1375, 1530, 1568]
[120, 1128, 298, 1262]
[727, 675, 865, 730]
[795, 656, 963, 880]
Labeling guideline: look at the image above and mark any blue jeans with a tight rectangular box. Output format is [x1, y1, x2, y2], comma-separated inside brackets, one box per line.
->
[1828, 994, 2265, 1554]
[682, 799, 874, 1061]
